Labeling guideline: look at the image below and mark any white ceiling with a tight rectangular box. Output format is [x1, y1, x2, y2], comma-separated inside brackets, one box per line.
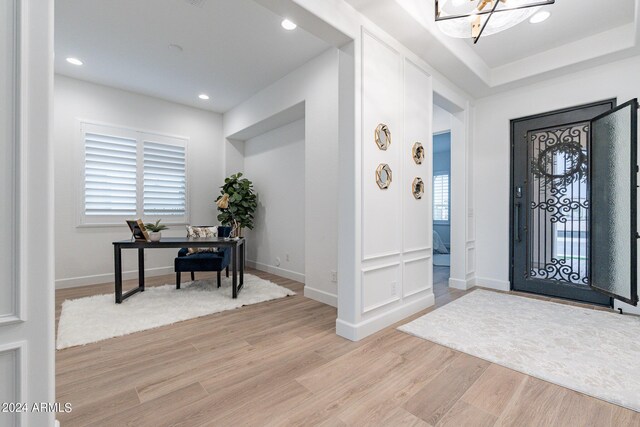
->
[345, 0, 640, 97]
[54, 0, 330, 113]
[469, 0, 635, 68]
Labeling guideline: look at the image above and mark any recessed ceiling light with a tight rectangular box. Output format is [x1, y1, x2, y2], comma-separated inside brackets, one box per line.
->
[281, 19, 297, 30]
[198, 94, 210, 100]
[66, 57, 83, 66]
[529, 11, 551, 24]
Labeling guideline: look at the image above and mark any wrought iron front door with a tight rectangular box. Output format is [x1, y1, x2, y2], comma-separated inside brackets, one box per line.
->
[511, 100, 615, 305]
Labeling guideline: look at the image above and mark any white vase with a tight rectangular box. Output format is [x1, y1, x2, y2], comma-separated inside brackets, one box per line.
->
[149, 232, 162, 242]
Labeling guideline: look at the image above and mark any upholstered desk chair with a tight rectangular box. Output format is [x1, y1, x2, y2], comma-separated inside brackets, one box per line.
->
[174, 226, 232, 289]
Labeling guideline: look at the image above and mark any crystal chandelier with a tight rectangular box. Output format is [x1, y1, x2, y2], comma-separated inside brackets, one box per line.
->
[435, 0, 555, 43]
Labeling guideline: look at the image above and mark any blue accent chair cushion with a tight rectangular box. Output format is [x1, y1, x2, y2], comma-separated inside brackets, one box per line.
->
[174, 226, 233, 289]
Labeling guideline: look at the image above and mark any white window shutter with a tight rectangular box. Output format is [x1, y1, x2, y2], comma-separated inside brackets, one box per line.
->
[433, 173, 450, 222]
[143, 140, 186, 216]
[84, 133, 138, 216]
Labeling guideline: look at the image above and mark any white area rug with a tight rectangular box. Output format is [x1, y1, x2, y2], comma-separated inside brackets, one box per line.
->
[399, 290, 640, 412]
[57, 274, 295, 349]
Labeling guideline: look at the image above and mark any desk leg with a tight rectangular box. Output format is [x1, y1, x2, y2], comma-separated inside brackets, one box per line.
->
[138, 248, 145, 292]
[115, 245, 123, 303]
[240, 240, 245, 286]
[232, 245, 238, 298]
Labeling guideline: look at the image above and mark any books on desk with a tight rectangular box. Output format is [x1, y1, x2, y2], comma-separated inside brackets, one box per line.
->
[126, 219, 150, 242]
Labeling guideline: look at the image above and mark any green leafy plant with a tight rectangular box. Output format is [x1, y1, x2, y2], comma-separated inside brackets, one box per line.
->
[215, 173, 257, 236]
[145, 219, 169, 233]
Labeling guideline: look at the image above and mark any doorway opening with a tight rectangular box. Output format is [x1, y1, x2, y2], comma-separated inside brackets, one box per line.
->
[432, 89, 470, 295]
[432, 105, 452, 293]
[226, 112, 307, 286]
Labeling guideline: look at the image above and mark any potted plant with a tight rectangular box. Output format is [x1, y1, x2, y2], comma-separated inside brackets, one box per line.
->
[145, 219, 169, 242]
[215, 173, 257, 238]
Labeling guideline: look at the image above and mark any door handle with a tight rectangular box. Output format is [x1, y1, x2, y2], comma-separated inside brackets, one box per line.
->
[515, 202, 521, 242]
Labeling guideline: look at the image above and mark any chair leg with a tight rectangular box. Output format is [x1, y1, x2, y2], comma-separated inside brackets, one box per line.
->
[217, 271, 221, 288]
[191, 271, 195, 281]
[176, 272, 181, 290]
[226, 266, 229, 278]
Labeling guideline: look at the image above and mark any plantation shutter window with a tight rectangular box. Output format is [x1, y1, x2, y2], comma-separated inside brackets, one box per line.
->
[143, 140, 187, 216]
[433, 173, 450, 223]
[80, 122, 189, 225]
[84, 132, 138, 217]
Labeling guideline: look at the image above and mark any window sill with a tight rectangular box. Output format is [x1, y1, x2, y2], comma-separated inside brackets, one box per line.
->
[76, 222, 190, 229]
[77, 217, 191, 229]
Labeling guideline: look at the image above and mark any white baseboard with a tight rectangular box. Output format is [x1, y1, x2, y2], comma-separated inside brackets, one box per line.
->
[336, 293, 435, 341]
[242, 260, 336, 307]
[304, 286, 337, 307]
[55, 266, 174, 289]
[449, 277, 475, 290]
[56, 261, 306, 290]
[246, 260, 305, 283]
[475, 276, 510, 291]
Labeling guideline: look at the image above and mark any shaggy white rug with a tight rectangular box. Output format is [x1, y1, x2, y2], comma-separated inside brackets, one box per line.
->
[57, 274, 295, 349]
[399, 290, 640, 412]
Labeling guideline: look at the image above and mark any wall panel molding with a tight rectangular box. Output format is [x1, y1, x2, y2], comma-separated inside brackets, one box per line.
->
[361, 261, 401, 314]
[361, 29, 402, 260]
[362, 250, 402, 263]
[0, 341, 26, 427]
[465, 242, 476, 276]
[403, 255, 432, 297]
[0, 0, 23, 325]
[403, 246, 432, 256]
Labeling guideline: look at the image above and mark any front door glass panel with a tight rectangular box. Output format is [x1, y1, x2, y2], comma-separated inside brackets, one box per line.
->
[528, 123, 590, 286]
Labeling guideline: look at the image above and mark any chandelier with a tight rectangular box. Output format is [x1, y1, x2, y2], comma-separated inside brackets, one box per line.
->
[435, 0, 555, 43]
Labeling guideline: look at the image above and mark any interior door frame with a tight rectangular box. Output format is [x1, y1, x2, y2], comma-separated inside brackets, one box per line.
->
[509, 98, 617, 305]
[0, 1, 56, 426]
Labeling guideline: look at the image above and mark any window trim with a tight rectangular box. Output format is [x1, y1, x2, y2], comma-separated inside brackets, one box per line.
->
[433, 170, 450, 225]
[76, 119, 190, 227]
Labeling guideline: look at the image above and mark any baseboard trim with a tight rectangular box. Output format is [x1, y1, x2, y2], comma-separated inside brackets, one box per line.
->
[475, 276, 510, 291]
[55, 266, 174, 289]
[449, 277, 475, 291]
[336, 293, 435, 341]
[304, 286, 337, 307]
[245, 260, 305, 283]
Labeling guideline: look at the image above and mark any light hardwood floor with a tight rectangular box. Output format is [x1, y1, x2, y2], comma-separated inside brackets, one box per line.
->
[55, 267, 640, 426]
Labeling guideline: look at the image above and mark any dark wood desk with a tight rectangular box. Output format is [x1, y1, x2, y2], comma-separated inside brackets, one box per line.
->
[112, 237, 246, 303]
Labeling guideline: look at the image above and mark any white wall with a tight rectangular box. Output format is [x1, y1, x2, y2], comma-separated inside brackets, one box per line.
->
[283, 0, 475, 340]
[335, 29, 435, 340]
[54, 75, 224, 288]
[224, 48, 340, 307]
[244, 119, 305, 281]
[433, 104, 452, 134]
[474, 54, 640, 313]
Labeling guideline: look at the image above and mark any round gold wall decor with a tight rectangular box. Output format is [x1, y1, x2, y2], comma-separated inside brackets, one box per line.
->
[376, 164, 392, 189]
[412, 142, 425, 164]
[375, 124, 391, 150]
[412, 177, 424, 199]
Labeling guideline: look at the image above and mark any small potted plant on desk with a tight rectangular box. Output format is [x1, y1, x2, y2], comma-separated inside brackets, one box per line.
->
[215, 173, 257, 238]
[145, 219, 169, 242]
